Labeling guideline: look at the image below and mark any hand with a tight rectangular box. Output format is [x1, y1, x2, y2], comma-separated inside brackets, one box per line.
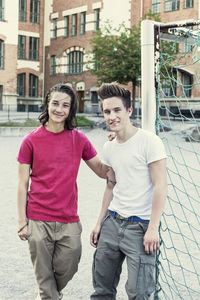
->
[90, 224, 101, 248]
[18, 223, 28, 241]
[108, 132, 116, 141]
[143, 227, 160, 255]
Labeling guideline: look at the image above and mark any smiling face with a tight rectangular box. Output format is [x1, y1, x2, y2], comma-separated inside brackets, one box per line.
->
[48, 91, 71, 126]
[102, 97, 133, 133]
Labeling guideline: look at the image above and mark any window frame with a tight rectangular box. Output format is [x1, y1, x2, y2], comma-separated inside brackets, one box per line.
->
[17, 73, 26, 96]
[64, 16, 69, 38]
[152, 0, 161, 13]
[50, 55, 56, 76]
[67, 51, 83, 75]
[18, 35, 26, 59]
[29, 37, 39, 61]
[29, 73, 38, 97]
[52, 18, 57, 39]
[80, 11, 86, 35]
[165, 0, 180, 12]
[184, 0, 193, 8]
[0, 39, 4, 69]
[72, 14, 77, 36]
[0, 0, 4, 21]
[94, 8, 100, 31]
[19, 0, 26, 22]
[30, 0, 40, 24]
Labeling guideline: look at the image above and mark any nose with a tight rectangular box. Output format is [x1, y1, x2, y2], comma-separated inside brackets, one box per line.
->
[110, 110, 116, 119]
[55, 104, 62, 112]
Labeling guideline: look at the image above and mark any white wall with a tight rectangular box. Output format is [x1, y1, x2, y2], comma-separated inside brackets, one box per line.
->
[101, 0, 131, 29]
[0, 0, 18, 44]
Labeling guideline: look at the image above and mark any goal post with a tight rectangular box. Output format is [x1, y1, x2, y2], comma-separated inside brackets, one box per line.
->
[141, 19, 200, 300]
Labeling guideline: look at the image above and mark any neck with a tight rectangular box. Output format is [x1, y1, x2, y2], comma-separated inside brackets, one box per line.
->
[116, 124, 138, 143]
[45, 120, 65, 133]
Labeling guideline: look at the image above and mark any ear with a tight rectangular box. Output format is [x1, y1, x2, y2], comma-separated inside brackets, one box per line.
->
[128, 107, 133, 116]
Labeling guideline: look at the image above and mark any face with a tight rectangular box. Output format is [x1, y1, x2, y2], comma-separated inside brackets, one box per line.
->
[48, 91, 71, 125]
[102, 97, 132, 132]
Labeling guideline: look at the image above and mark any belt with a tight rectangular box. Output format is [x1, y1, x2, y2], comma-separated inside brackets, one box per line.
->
[108, 210, 149, 222]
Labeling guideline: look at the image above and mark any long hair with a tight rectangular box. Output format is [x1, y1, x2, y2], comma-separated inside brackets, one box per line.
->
[39, 83, 78, 130]
[98, 83, 131, 110]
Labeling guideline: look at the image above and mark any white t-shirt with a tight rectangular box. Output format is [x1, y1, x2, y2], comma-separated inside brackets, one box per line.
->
[102, 128, 167, 219]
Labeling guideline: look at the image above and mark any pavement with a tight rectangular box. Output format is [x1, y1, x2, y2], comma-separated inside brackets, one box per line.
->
[0, 127, 127, 300]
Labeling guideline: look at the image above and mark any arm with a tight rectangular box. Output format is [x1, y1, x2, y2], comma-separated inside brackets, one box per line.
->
[17, 163, 30, 241]
[85, 155, 108, 179]
[143, 158, 168, 254]
[90, 167, 116, 248]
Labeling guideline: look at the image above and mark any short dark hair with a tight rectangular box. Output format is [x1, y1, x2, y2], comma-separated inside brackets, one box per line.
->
[97, 83, 131, 110]
[39, 83, 78, 130]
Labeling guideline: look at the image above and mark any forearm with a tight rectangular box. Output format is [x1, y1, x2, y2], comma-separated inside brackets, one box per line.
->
[148, 184, 167, 230]
[17, 183, 28, 227]
[96, 185, 113, 226]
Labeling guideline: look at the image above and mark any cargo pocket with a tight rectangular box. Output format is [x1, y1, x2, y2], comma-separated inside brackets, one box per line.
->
[136, 255, 156, 296]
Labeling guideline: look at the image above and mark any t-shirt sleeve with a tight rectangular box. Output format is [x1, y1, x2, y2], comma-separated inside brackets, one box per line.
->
[146, 134, 167, 164]
[82, 135, 97, 161]
[17, 135, 33, 164]
[102, 141, 111, 166]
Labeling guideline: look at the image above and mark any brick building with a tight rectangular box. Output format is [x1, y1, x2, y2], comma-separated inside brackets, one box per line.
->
[0, 0, 44, 111]
[0, 0, 199, 113]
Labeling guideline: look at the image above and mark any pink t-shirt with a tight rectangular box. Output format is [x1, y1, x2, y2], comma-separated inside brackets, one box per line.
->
[17, 125, 97, 223]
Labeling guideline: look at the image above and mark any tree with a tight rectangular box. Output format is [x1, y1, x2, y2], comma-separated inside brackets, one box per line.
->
[88, 22, 141, 111]
[88, 10, 161, 112]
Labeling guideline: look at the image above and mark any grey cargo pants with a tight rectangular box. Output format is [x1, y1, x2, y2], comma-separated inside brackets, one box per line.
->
[91, 215, 156, 300]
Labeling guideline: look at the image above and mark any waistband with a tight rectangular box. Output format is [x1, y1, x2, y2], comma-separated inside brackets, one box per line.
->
[108, 210, 149, 222]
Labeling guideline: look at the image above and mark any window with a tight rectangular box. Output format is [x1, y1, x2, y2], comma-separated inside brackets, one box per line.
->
[52, 18, 57, 39]
[165, 0, 180, 12]
[64, 16, 69, 38]
[18, 35, 26, 59]
[162, 77, 176, 97]
[152, 0, 161, 13]
[19, 0, 26, 21]
[182, 73, 192, 97]
[17, 73, 26, 96]
[0, 39, 4, 69]
[94, 9, 100, 31]
[67, 51, 83, 74]
[184, 0, 193, 8]
[72, 14, 77, 36]
[50, 55, 56, 75]
[29, 74, 38, 97]
[80, 12, 86, 35]
[0, 0, 4, 21]
[29, 37, 39, 60]
[30, 0, 40, 24]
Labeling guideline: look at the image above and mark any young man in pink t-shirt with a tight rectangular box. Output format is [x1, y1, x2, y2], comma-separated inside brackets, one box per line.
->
[17, 83, 107, 300]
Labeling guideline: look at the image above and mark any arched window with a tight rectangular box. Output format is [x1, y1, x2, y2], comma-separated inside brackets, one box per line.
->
[0, 39, 4, 69]
[67, 51, 83, 75]
[29, 74, 38, 97]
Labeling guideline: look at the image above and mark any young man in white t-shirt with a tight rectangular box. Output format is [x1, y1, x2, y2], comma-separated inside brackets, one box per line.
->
[90, 83, 168, 300]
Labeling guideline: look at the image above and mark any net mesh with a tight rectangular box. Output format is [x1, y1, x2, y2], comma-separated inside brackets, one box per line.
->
[154, 21, 200, 299]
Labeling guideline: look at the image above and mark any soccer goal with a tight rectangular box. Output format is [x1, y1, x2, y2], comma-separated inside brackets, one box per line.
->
[141, 19, 200, 299]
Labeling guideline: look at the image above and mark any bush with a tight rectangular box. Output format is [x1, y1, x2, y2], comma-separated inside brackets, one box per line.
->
[0, 116, 93, 128]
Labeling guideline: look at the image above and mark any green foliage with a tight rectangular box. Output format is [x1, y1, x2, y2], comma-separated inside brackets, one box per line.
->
[76, 115, 93, 127]
[0, 116, 93, 127]
[88, 22, 141, 89]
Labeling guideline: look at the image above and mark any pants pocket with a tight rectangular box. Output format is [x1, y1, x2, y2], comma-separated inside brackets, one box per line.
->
[136, 255, 156, 296]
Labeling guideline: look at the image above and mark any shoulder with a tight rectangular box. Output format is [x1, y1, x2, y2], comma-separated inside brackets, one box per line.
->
[138, 129, 163, 144]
